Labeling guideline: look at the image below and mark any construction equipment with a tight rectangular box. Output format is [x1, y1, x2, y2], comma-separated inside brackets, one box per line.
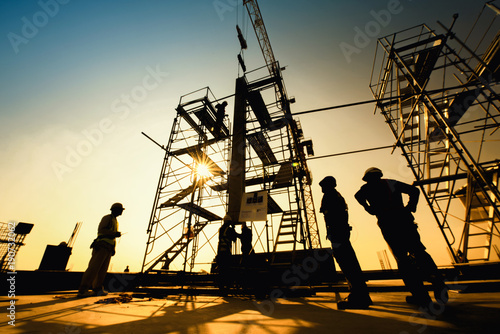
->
[141, 88, 230, 274]
[0, 222, 34, 273]
[243, 0, 321, 252]
[67, 222, 82, 248]
[38, 222, 81, 271]
[141, 1, 324, 275]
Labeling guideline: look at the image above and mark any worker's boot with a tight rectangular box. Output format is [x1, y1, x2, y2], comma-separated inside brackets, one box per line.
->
[77, 290, 96, 298]
[431, 277, 448, 305]
[93, 288, 109, 296]
[405, 294, 434, 311]
[337, 293, 372, 310]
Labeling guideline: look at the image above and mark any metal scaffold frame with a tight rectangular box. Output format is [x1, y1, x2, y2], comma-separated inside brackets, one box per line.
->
[141, 64, 322, 274]
[141, 0, 323, 276]
[243, 0, 321, 252]
[238, 64, 320, 259]
[141, 87, 232, 273]
[369, 8, 500, 264]
[0, 222, 33, 273]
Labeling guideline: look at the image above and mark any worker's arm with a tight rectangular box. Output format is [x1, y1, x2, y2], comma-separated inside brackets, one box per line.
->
[398, 181, 419, 212]
[355, 189, 376, 215]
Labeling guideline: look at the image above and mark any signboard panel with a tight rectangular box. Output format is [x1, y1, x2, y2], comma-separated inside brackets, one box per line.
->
[239, 191, 268, 222]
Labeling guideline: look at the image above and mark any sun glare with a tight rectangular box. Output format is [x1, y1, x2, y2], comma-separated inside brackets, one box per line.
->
[196, 163, 212, 178]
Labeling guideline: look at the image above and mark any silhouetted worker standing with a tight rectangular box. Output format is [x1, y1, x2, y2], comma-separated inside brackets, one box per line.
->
[214, 101, 228, 138]
[239, 222, 253, 265]
[355, 168, 448, 308]
[78, 202, 124, 297]
[319, 176, 372, 309]
[216, 214, 239, 293]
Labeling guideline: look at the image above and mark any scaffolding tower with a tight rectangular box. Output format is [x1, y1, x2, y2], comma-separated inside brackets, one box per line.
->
[231, 64, 320, 263]
[0, 222, 34, 273]
[243, 0, 321, 252]
[141, 1, 322, 275]
[369, 8, 500, 264]
[141, 63, 321, 274]
[141, 87, 232, 273]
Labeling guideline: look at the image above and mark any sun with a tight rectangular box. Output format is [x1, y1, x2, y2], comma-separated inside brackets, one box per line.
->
[195, 163, 212, 178]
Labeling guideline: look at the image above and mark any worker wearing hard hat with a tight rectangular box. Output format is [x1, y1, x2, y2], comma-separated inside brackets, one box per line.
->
[319, 176, 372, 310]
[355, 168, 448, 310]
[77, 202, 124, 298]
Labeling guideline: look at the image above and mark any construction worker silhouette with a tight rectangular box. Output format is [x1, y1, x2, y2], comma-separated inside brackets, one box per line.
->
[78, 202, 124, 297]
[319, 176, 372, 309]
[216, 214, 239, 293]
[239, 222, 253, 266]
[355, 168, 448, 309]
[213, 101, 228, 138]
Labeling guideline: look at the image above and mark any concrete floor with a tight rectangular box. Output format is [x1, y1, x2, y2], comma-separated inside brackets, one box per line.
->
[1, 288, 499, 334]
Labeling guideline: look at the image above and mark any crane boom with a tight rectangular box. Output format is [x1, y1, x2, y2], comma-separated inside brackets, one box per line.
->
[243, 0, 278, 76]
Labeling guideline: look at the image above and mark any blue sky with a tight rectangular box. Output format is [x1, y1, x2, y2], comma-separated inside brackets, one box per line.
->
[1, 0, 496, 272]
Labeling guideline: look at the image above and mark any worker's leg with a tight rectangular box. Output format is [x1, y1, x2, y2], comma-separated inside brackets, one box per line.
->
[330, 231, 371, 309]
[92, 250, 112, 293]
[216, 252, 232, 293]
[380, 227, 432, 306]
[405, 225, 441, 279]
[331, 237, 368, 295]
[79, 247, 110, 294]
[406, 225, 448, 304]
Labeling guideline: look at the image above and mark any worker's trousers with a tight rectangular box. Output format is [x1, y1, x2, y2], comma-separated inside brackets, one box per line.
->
[379, 220, 439, 299]
[329, 230, 369, 297]
[79, 245, 113, 292]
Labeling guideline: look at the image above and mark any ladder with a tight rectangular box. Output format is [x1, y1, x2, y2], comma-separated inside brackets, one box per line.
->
[145, 221, 208, 274]
[459, 170, 500, 261]
[370, 22, 500, 264]
[141, 87, 230, 274]
[271, 210, 300, 265]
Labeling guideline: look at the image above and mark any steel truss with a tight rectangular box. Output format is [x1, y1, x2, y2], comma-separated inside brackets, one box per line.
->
[0, 222, 33, 273]
[141, 88, 232, 273]
[142, 0, 322, 274]
[141, 63, 321, 273]
[370, 11, 500, 263]
[241, 65, 321, 259]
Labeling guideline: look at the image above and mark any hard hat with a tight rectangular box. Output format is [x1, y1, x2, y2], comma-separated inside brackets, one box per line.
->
[223, 214, 232, 222]
[110, 203, 125, 211]
[319, 176, 337, 188]
[362, 167, 383, 181]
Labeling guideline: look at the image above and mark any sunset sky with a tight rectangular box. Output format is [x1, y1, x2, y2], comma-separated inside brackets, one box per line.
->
[1, 0, 495, 273]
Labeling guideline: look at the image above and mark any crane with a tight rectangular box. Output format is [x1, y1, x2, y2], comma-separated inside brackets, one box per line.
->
[243, 0, 278, 76]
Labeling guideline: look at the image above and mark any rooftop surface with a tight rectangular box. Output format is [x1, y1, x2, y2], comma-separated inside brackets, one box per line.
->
[2, 283, 499, 334]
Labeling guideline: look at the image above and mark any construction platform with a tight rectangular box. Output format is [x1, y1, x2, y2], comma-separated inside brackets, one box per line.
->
[2, 262, 500, 333]
[2, 283, 499, 333]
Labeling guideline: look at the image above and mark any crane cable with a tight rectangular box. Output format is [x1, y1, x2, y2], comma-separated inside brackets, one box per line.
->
[291, 81, 493, 116]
